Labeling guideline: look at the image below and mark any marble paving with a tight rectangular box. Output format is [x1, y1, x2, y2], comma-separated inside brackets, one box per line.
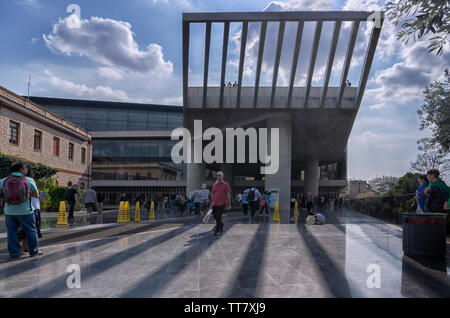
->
[0, 209, 449, 298]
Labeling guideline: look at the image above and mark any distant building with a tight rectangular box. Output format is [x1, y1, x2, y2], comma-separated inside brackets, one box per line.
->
[0, 86, 92, 188]
[29, 95, 184, 206]
[368, 176, 399, 194]
[347, 180, 372, 199]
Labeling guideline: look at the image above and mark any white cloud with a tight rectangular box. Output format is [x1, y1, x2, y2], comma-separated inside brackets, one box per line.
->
[152, 0, 192, 7]
[263, 0, 332, 11]
[44, 69, 153, 103]
[364, 41, 450, 106]
[18, 0, 41, 8]
[97, 67, 124, 81]
[4, 62, 182, 105]
[43, 16, 173, 75]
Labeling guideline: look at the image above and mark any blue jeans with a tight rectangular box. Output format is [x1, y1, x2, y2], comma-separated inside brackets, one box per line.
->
[5, 213, 39, 258]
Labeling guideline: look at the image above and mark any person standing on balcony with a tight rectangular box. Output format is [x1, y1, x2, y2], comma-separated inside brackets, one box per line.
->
[415, 175, 428, 213]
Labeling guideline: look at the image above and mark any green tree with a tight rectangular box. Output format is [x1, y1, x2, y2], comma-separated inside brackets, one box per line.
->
[0, 152, 57, 180]
[417, 68, 450, 154]
[387, 172, 421, 195]
[387, 0, 450, 55]
[410, 141, 450, 181]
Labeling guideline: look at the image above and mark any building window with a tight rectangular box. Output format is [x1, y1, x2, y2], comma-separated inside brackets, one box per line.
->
[68, 143, 74, 160]
[34, 130, 42, 151]
[81, 147, 86, 164]
[53, 137, 60, 157]
[9, 121, 19, 145]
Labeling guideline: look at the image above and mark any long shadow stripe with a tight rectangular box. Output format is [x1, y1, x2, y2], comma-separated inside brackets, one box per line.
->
[0, 221, 193, 279]
[225, 223, 270, 298]
[14, 224, 199, 297]
[119, 225, 234, 297]
[297, 224, 352, 297]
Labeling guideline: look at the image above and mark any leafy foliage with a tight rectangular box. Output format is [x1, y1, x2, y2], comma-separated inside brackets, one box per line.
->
[387, 172, 421, 195]
[410, 141, 450, 182]
[387, 0, 450, 55]
[41, 178, 85, 212]
[417, 69, 450, 154]
[0, 152, 57, 180]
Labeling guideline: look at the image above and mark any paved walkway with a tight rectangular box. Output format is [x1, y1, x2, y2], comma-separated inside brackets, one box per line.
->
[0, 208, 449, 298]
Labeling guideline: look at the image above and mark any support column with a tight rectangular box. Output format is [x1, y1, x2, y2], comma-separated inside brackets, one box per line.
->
[340, 147, 348, 180]
[186, 137, 205, 195]
[187, 163, 205, 195]
[264, 114, 292, 224]
[305, 157, 319, 197]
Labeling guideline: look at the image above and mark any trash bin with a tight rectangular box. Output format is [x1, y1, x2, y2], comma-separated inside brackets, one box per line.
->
[402, 213, 447, 257]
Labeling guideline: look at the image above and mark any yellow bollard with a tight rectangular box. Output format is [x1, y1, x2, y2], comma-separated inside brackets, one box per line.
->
[56, 201, 69, 227]
[149, 201, 156, 220]
[294, 201, 299, 224]
[124, 201, 130, 223]
[134, 201, 141, 223]
[273, 201, 280, 224]
[116, 201, 125, 224]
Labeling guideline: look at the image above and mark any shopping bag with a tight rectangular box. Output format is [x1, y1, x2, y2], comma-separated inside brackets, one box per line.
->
[203, 209, 213, 223]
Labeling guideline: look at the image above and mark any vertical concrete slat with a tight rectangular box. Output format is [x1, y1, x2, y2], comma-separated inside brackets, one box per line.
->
[304, 21, 323, 108]
[203, 22, 211, 109]
[219, 22, 230, 109]
[253, 21, 267, 108]
[287, 21, 304, 108]
[270, 21, 286, 108]
[355, 19, 383, 111]
[337, 21, 359, 109]
[182, 21, 190, 109]
[236, 21, 248, 109]
[320, 21, 341, 108]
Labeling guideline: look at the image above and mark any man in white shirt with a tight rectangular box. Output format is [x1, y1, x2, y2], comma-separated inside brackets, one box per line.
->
[247, 186, 261, 220]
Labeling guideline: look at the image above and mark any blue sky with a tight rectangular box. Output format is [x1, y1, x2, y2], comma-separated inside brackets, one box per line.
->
[0, 0, 449, 180]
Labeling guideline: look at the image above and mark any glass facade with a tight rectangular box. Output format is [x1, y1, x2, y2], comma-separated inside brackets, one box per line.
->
[40, 104, 183, 131]
[30, 98, 186, 205]
[92, 139, 185, 181]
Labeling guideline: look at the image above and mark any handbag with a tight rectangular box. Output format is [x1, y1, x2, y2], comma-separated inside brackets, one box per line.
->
[203, 208, 213, 223]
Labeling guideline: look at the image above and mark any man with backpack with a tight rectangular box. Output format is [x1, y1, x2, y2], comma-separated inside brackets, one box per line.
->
[0, 161, 43, 259]
[247, 186, 261, 220]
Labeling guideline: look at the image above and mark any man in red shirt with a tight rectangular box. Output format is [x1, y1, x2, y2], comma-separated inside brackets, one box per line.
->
[209, 171, 231, 236]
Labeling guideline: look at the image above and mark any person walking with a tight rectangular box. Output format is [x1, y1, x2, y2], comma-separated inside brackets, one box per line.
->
[247, 186, 261, 220]
[192, 186, 202, 217]
[83, 187, 97, 220]
[156, 193, 163, 215]
[0, 161, 43, 259]
[26, 166, 42, 239]
[209, 171, 231, 236]
[39, 188, 47, 210]
[96, 191, 104, 214]
[259, 191, 270, 216]
[199, 184, 210, 217]
[242, 188, 250, 216]
[65, 184, 78, 220]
